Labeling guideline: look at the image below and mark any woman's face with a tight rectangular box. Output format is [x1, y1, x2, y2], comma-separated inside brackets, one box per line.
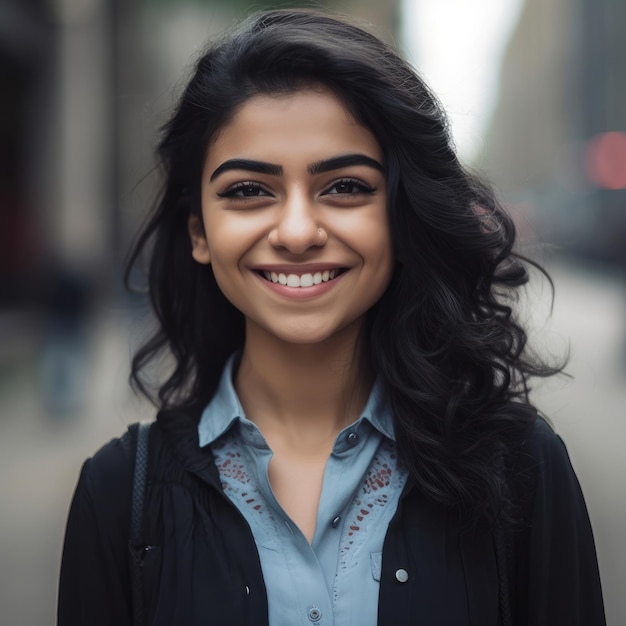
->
[190, 87, 393, 346]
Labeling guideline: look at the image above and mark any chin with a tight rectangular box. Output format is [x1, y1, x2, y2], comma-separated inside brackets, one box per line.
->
[265, 319, 362, 348]
[274, 329, 337, 346]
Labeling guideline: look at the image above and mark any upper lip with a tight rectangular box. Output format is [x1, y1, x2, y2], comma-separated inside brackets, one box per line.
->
[249, 263, 348, 274]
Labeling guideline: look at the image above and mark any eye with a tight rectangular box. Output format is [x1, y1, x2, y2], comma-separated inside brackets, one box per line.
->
[323, 178, 376, 196]
[217, 182, 272, 198]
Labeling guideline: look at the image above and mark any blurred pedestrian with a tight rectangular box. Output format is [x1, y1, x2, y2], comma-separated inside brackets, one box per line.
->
[39, 266, 90, 417]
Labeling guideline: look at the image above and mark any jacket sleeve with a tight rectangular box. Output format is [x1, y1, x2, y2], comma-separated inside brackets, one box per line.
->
[514, 418, 606, 626]
[57, 438, 134, 626]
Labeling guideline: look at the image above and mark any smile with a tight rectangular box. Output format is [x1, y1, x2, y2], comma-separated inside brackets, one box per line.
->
[260, 269, 344, 288]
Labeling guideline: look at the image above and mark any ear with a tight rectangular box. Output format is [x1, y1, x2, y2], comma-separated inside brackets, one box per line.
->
[188, 214, 211, 264]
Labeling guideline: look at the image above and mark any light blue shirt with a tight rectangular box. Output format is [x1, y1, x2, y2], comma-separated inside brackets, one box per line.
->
[198, 355, 408, 626]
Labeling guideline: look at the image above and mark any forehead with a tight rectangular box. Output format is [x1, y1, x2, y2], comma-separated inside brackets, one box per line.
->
[205, 88, 383, 167]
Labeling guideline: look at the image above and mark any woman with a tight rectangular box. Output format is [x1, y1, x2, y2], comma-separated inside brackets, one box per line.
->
[58, 9, 605, 625]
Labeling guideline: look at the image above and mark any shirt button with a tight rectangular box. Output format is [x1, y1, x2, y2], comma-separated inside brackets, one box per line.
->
[347, 431, 359, 445]
[308, 607, 322, 622]
[331, 515, 342, 528]
[395, 568, 409, 583]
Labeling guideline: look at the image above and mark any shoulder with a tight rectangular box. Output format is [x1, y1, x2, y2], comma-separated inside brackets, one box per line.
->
[514, 415, 574, 482]
[524, 413, 563, 450]
[72, 430, 138, 535]
[507, 420, 606, 623]
[81, 429, 135, 493]
[509, 414, 591, 525]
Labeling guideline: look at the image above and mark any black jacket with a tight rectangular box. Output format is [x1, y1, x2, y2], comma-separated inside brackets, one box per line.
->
[58, 408, 605, 625]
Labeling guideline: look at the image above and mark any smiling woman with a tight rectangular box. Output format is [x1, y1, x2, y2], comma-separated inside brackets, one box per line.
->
[58, 8, 605, 626]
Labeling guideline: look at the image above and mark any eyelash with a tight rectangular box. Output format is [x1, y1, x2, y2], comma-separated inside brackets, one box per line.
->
[216, 182, 269, 198]
[323, 178, 376, 196]
[217, 178, 376, 199]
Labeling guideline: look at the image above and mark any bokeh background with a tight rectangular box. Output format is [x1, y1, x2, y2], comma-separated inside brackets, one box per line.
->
[1, 0, 625, 623]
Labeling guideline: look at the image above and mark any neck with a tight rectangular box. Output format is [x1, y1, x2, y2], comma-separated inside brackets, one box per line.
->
[235, 321, 372, 443]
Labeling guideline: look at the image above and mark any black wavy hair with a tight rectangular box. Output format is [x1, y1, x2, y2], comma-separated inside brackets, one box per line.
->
[126, 8, 563, 524]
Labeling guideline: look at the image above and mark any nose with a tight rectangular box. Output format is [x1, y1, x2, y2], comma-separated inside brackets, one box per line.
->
[267, 192, 325, 253]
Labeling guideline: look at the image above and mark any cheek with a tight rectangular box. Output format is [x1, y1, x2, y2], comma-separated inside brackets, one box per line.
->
[208, 261, 255, 321]
[349, 218, 394, 306]
[200, 226, 243, 299]
[203, 211, 264, 262]
[370, 248, 394, 301]
[203, 220, 235, 253]
[202, 221, 265, 313]
[368, 221, 395, 295]
[353, 209, 394, 269]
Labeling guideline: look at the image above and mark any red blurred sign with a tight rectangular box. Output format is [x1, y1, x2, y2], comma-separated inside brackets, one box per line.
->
[585, 131, 626, 189]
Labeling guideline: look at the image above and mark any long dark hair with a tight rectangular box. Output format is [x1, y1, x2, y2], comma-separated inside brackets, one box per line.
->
[126, 8, 563, 523]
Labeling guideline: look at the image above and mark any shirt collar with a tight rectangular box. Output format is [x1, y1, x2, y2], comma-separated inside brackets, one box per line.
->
[197, 353, 395, 448]
[354, 375, 395, 440]
[198, 354, 244, 448]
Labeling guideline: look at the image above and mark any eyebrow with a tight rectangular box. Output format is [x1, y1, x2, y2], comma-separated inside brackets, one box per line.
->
[308, 154, 384, 175]
[209, 153, 384, 181]
[210, 159, 283, 181]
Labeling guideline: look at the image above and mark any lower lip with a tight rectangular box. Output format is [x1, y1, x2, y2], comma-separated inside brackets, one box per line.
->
[257, 272, 345, 299]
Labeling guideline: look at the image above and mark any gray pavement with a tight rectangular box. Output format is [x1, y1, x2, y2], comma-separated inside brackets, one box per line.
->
[1, 258, 624, 625]
[526, 260, 626, 626]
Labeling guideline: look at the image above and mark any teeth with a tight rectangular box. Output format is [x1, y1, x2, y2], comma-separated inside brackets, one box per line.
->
[262, 270, 341, 287]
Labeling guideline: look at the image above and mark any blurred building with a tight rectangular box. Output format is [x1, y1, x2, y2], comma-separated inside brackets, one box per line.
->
[0, 0, 398, 382]
[0, 0, 54, 307]
[479, 0, 626, 267]
[0, 0, 399, 314]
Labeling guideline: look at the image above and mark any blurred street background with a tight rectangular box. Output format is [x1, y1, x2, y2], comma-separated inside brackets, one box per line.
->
[1, 0, 625, 624]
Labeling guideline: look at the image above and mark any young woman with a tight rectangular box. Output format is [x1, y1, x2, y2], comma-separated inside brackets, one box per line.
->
[58, 9, 605, 625]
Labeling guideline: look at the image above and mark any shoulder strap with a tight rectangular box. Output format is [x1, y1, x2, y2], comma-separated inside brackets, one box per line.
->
[129, 421, 152, 626]
[131, 422, 151, 543]
[494, 523, 512, 626]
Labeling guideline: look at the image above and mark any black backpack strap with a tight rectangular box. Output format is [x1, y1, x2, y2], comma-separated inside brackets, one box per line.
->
[494, 522, 512, 626]
[129, 421, 152, 626]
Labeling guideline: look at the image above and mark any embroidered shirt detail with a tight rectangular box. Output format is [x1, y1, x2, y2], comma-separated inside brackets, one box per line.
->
[213, 431, 273, 519]
[334, 438, 406, 601]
